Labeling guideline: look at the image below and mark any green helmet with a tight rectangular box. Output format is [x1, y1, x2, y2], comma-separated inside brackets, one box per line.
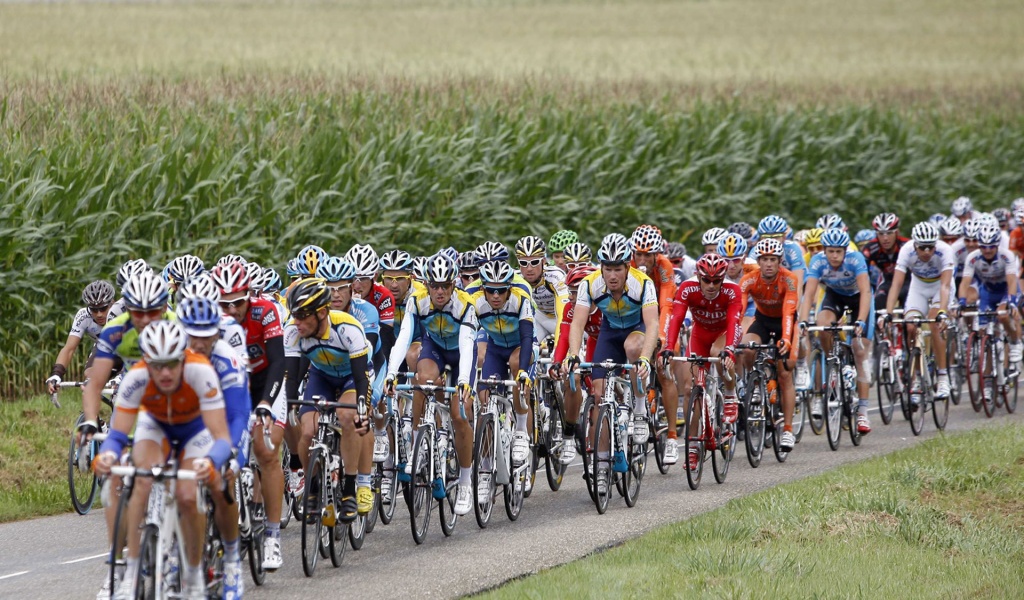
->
[548, 230, 579, 254]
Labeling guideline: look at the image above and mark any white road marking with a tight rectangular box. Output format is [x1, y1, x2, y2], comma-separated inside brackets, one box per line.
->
[61, 552, 107, 565]
[0, 571, 30, 581]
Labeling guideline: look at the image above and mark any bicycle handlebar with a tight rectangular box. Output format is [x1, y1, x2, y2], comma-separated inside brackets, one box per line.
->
[109, 465, 198, 481]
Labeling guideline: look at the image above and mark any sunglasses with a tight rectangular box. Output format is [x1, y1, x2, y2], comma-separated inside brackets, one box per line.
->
[129, 308, 163, 318]
[565, 262, 589, 270]
[724, 257, 744, 264]
[219, 297, 248, 309]
[806, 245, 823, 253]
[291, 309, 318, 321]
[484, 285, 510, 295]
[327, 282, 352, 291]
[89, 305, 112, 315]
[354, 276, 374, 284]
[518, 258, 544, 268]
[915, 244, 936, 251]
[979, 244, 999, 250]
[700, 277, 724, 285]
[381, 275, 412, 284]
[428, 282, 454, 291]
[459, 272, 479, 281]
[148, 359, 182, 371]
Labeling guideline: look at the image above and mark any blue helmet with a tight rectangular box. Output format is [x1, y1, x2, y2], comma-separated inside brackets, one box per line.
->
[928, 212, 948, 226]
[821, 228, 851, 248]
[717, 233, 748, 259]
[285, 258, 302, 279]
[316, 256, 356, 282]
[758, 215, 788, 237]
[854, 229, 876, 245]
[176, 297, 221, 337]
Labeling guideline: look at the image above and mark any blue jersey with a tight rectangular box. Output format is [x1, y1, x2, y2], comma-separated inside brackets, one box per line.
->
[576, 267, 658, 330]
[283, 311, 370, 378]
[806, 251, 869, 297]
[209, 340, 251, 450]
[348, 298, 381, 356]
[472, 287, 535, 349]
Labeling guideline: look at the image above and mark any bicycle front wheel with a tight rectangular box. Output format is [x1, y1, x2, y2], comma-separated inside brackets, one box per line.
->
[983, 338, 998, 418]
[875, 342, 896, 425]
[966, 332, 984, 412]
[592, 404, 614, 513]
[684, 388, 705, 491]
[946, 330, 964, 405]
[409, 426, 433, 544]
[544, 390, 568, 490]
[377, 420, 399, 525]
[743, 372, 766, 468]
[808, 347, 826, 435]
[908, 353, 927, 436]
[439, 431, 459, 536]
[824, 362, 842, 451]
[300, 449, 324, 577]
[473, 415, 496, 529]
[68, 413, 99, 515]
[712, 391, 733, 483]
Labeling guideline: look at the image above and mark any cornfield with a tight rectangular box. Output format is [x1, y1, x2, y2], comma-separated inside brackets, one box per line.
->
[2, 85, 1023, 396]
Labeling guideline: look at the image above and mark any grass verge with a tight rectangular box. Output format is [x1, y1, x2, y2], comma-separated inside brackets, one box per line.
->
[0, 394, 96, 522]
[481, 422, 1024, 599]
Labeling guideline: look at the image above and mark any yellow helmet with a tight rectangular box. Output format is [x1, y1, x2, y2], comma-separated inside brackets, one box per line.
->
[286, 277, 330, 315]
[804, 227, 825, 246]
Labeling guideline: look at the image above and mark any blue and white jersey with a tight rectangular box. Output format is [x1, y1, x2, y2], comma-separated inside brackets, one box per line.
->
[895, 241, 955, 284]
[963, 248, 1019, 289]
[218, 315, 250, 371]
[210, 339, 251, 450]
[348, 297, 382, 356]
[806, 250, 870, 297]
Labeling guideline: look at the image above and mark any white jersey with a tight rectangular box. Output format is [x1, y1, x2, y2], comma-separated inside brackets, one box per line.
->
[895, 241, 955, 283]
[962, 248, 1019, 287]
[219, 315, 250, 370]
[950, 239, 969, 277]
[69, 302, 125, 342]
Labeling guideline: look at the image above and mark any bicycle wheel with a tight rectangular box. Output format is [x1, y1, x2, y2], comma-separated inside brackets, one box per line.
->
[966, 332, 984, 412]
[743, 372, 766, 468]
[279, 441, 298, 528]
[439, 432, 459, 536]
[983, 339, 998, 418]
[711, 391, 733, 484]
[473, 414, 496, 529]
[932, 374, 949, 430]
[770, 397, 788, 463]
[579, 395, 597, 502]
[136, 523, 159, 599]
[651, 389, 670, 475]
[908, 352, 927, 436]
[824, 362, 842, 451]
[377, 419, 398, 525]
[241, 474, 267, 586]
[875, 342, 896, 425]
[203, 498, 225, 597]
[808, 348, 826, 435]
[621, 417, 647, 508]
[946, 330, 963, 406]
[409, 426, 432, 544]
[684, 388, 705, 491]
[1006, 371, 1019, 413]
[503, 461, 526, 521]
[68, 413, 99, 515]
[791, 385, 806, 443]
[544, 394, 567, 490]
[300, 449, 324, 577]
[592, 404, 614, 513]
[108, 479, 131, 598]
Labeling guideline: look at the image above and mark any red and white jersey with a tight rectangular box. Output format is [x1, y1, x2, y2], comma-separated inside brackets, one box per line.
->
[237, 297, 284, 373]
[553, 298, 602, 363]
[664, 278, 742, 351]
[361, 283, 396, 326]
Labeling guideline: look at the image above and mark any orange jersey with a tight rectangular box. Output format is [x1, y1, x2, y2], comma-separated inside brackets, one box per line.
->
[631, 253, 677, 341]
[1010, 227, 1024, 261]
[114, 349, 225, 426]
[739, 267, 799, 345]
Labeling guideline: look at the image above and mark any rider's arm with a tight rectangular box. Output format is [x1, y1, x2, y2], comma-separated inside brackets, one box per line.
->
[724, 285, 743, 348]
[378, 323, 396, 362]
[798, 276, 818, 324]
[97, 368, 146, 458]
[856, 273, 871, 325]
[518, 299, 535, 373]
[259, 335, 285, 406]
[350, 353, 371, 401]
[552, 279, 569, 350]
[51, 334, 82, 379]
[641, 302, 660, 361]
[887, 268, 906, 315]
[656, 256, 678, 344]
[386, 297, 417, 378]
[566, 282, 593, 360]
[664, 286, 690, 352]
[552, 302, 573, 363]
[82, 358, 114, 423]
[781, 271, 799, 347]
[457, 307, 478, 386]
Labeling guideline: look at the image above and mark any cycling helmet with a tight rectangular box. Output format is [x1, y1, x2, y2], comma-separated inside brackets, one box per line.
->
[425, 253, 458, 283]
[820, 228, 851, 248]
[754, 238, 784, 258]
[457, 250, 480, 271]
[438, 246, 459, 264]
[563, 242, 593, 264]
[379, 249, 414, 272]
[475, 241, 510, 266]
[287, 278, 331, 314]
[854, 229, 876, 245]
[993, 207, 1012, 225]
[243, 262, 263, 290]
[664, 242, 686, 260]
[255, 268, 282, 294]
[804, 227, 824, 247]
[872, 213, 900, 232]
[140, 321, 187, 363]
[548, 230, 579, 254]
[910, 222, 940, 245]
[286, 258, 303, 279]
[928, 213, 948, 226]
[976, 212, 999, 229]
[1012, 197, 1024, 213]
[122, 271, 169, 311]
[1015, 208, 1024, 227]
[694, 254, 728, 281]
[177, 274, 220, 303]
[565, 264, 597, 287]
[209, 261, 251, 295]
[717, 233, 748, 259]
[296, 245, 327, 276]
[701, 227, 728, 247]
[978, 224, 1002, 246]
[963, 219, 980, 241]
[176, 297, 221, 337]
[82, 281, 116, 308]
[596, 233, 631, 265]
[515, 235, 547, 258]
[117, 259, 152, 288]
[629, 224, 665, 253]
[479, 260, 515, 284]
[316, 256, 356, 282]
[939, 217, 963, 238]
[727, 222, 754, 241]
[412, 256, 430, 281]
[816, 214, 846, 231]
[793, 230, 807, 245]
[757, 215, 789, 237]
[216, 254, 247, 267]
[950, 196, 973, 217]
[165, 254, 205, 285]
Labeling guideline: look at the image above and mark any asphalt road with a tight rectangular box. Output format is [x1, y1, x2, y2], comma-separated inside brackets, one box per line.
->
[1, 397, 1020, 600]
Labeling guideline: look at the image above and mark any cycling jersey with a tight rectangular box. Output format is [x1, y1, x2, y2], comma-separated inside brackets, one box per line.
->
[387, 288, 478, 385]
[473, 288, 535, 351]
[361, 283, 396, 326]
[895, 241, 955, 283]
[963, 248, 1019, 289]
[94, 311, 177, 367]
[524, 265, 569, 345]
[805, 251, 870, 296]
[68, 303, 125, 342]
[114, 349, 224, 427]
[208, 339, 253, 458]
[237, 297, 284, 373]
[664, 278, 742, 353]
[631, 254, 678, 342]
[949, 239, 971, 278]
[218, 315, 250, 370]
[553, 300, 602, 363]
[464, 273, 533, 299]
[348, 297, 382, 356]
[672, 256, 697, 287]
[749, 240, 805, 277]
[393, 280, 426, 328]
[1010, 227, 1024, 260]
[575, 267, 657, 330]
[283, 311, 370, 379]
[739, 267, 799, 347]
[860, 237, 909, 285]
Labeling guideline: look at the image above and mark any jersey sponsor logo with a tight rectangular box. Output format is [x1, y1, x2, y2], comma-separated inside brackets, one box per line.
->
[229, 332, 243, 347]
[248, 344, 265, 360]
[378, 296, 393, 311]
[250, 306, 265, 321]
[204, 387, 218, 399]
[261, 311, 277, 327]
[694, 309, 726, 321]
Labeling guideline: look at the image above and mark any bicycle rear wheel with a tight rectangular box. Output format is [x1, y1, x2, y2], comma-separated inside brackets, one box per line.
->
[651, 389, 670, 475]
[377, 420, 398, 525]
[946, 330, 964, 405]
[983, 339, 998, 418]
[68, 413, 99, 515]
[908, 353, 927, 436]
[300, 449, 324, 577]
[592, 405, 614, 513]
[503, 463, 526, 521]
[966, 332, 984, 412]
[712, 391, 733, 483]
[544, 391, 567, 490]
[409, 426, 433, 544]
[824, 362, 842, 451]
[621, 432, 646, 508]
[473, 414, 496, 529]
[241, 474, 267, 586]
[743, 372, 766, 468]
[875, 343, 896, 425]
[808, 348, 826, 435]
[439, 432, 459, 536]
[580, 395, 597, 502]
[136, 524, 159, 599]
[684, 388, 705, 491]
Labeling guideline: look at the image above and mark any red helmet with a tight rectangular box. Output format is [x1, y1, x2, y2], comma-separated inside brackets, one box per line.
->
[566, 264, 597, 287]
[209, 261, 250, 295]
[872, 213, 900, 233]
[695, 254, 728, 282]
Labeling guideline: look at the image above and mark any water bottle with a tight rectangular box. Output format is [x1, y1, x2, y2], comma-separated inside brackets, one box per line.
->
[540, 404, 551, 434]
[616, 404, 630, 446]
[841, 365, 857, 395]
[436, 429, 449, 471]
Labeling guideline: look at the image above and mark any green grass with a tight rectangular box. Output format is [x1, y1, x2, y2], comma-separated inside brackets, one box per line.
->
[0, 394, 92, 522]
[1, 0, 1023, 90]
[481, 422, 1024, 599]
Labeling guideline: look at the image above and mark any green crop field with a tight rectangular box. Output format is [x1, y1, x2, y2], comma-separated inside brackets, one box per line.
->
[1, 0, 1023, 396]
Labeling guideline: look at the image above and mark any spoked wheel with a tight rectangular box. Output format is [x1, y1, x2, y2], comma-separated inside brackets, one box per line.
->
[908, 355, 927, 436]
[504, 464, 526, 521]
[770, 399, 788, 463]
[684, 389, 705, 491]
[808, 348, 826, 435]
[241, 476, 267, 586]
[791, 387, 806, 443]
[875, 345, 897, 425]
[946, 331, 964, 406]
[983, 341, 998, 418]
[712, 392, 733, 483]
[651, 392, 670, 475]
[136, 524, 159, 599]
[409, 426, 432, 545]
[580, 396, 597, 502]
[743, 373, 766, 468]
[848, 395, 863, 447]
[68, 413, 99, 515]
[300, 450, 324, 577]
[543, 392, 567, 490]
[348, 514, 366, 551]
[438, 433, 459, 537]
[203, 504, 226, 599]
[620, 435, 646, 508]
[377, 425, 398, 525]
[1006, 370, 1019, 413]
[933, 379, 950, 430]
[591, 405, 614, 513]
[473, 414, 496, 529]
[108, 476, 132, 597]
[824, 363, 843, 451]
[966, 332, 984, 412]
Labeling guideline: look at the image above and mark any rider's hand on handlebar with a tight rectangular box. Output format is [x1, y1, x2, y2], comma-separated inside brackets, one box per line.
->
[45, 375, 61, 395]
[636, 357, 651, 380]
[516, 370, 532, 389]
[658, 349, 674, 369]
[384, 374, 397, 397]
[92, 451, 117, 476]
[720, 347, 735, 371]
[457, 383, 473, 404]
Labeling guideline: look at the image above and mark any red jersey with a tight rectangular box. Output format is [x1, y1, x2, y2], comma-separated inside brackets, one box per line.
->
[553, 299, 602, 363]
[239, 297, 284, 373]
[664, 279, 742, 352]
[364, 283, 396, 326]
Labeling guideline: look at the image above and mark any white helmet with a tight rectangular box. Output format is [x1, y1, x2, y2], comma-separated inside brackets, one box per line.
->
[514, 235, 547, 258]
[216, 254, 248, 267]
[976, 212, 999, 229]
[122, 271, 169, 310]
[978, 224, 1002, 246]
[344, 244, 379, 277]
[596, 233, 631, 265]
[939, 217, 963, 238]
[140, 321, 187, 363]
[424, 253, 458, 283]
[963, 219, 980, 240]
[910, 222, 940, 245]
[950, 196, 973, 217]
[701, 227, 727, 247]
[177, 273, 221, 303]
[117, 258, 152, 288]
[165, 254, 205, 284]
[243, 262, 263, 291]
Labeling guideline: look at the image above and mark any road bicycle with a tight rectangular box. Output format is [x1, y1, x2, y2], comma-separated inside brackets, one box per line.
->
[963, 308, 1020, 417]
[805, 320, 866, 451]
[52, 379, 116, 515]
[737, 340, 798, 466]
[890, 315, 948, 435]
[672, 355, 734, 489]
[472, 377, 529, 527]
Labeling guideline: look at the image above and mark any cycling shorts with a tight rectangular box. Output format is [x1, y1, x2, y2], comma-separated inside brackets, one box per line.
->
[746, 312, 788, 360]
[299, 367, 354, 418]
[134, 412, 213, 461]
[591, 320, 645, 380]
[818, 288, 875, 341]
[904, 278, 954, 319]
[419, 335, 476, 387]
[687, 324, 726, 360]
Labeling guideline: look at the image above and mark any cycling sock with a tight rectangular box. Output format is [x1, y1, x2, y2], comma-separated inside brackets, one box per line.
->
[224, 538, 240, 562]
[667, 430, 677, 439]
[783, 425, 793, 433]
[343, 474, 356, 496]
[515, 413, 527, 431]
[356, 473, 372, 488]
[290, 453, 302, 471]
[858, 398, 869, 411]
[938, 369, 947, 375]
[564, 422, 576, 438]
[459, 467, 473, 485]
[265, 522, 280, 539]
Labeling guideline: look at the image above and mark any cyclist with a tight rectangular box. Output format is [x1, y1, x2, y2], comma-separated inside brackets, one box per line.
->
[718, 233, 757, 286]
[550, 264, 601, 465]
[665, 241, 696, 287]
[548, 229, 579, 272]
[284, 277, 372, 524]
[380, 249, 427, 373]
[957, 224, 1023, 368]
[164, 254, 205, 298]
[861, 213, 911, 313]
[176, 297, 251, 599]
[701, 227, 728, 255]
[563, 241, 594, 271]
[457, 250, 480, 290]
[738, 238, 800, 452]
[629, 224, 680, 465]
[661, 254, 742, 472]
[472, 260, 535, 473]
[46, 281, 119, 395]
[515, 235, 569, 346]
[799, 228, 874, 434]
[755, 215, 806, 289]
[952, 220, 980, 289]
[345, 244, 397, 361]
[1010, 207, 1024, 261]
[209, 261, 287, 569]
[384, 253, 478, 516]
[93, 321, 232, 600]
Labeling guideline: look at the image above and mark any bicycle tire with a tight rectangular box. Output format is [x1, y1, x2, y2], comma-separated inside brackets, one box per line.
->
[472, 414, 496, 529]
[743, 371, 766, 468]
[622, 414, 646, 508]
[650, 387, 670, 475]
[592, 404, 614, 513]
[136, 523, 159, 599]
[580, 395, 597, 502]
[875, 343, 896, 425]
[966, 332, 984, 412]
[946, 330, 963, 405]
[377, 420, 398, 525]
[409, 426, 432, 544]
[544, 393, 568, 490]
[300, 449, 324, 577]
[807, 347, 826, 435]
[824, 361, 842, 451]
[203, 495, 225, 597]
[908, 350, 927, 436]
[791, 386, 806, 443]
[108, 477, 132, 598]
[1006, 371, 1019, 414]
[68, 413, 99, 515]
[504, 456, 526, 522]
[684, 388, 705, 491]
[770, 393, 788, 463]
[242, 473, 267, 586]
[983, 337, 998, 418]
[439, 431, 459, 536]
[712, 389, 732, 483]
